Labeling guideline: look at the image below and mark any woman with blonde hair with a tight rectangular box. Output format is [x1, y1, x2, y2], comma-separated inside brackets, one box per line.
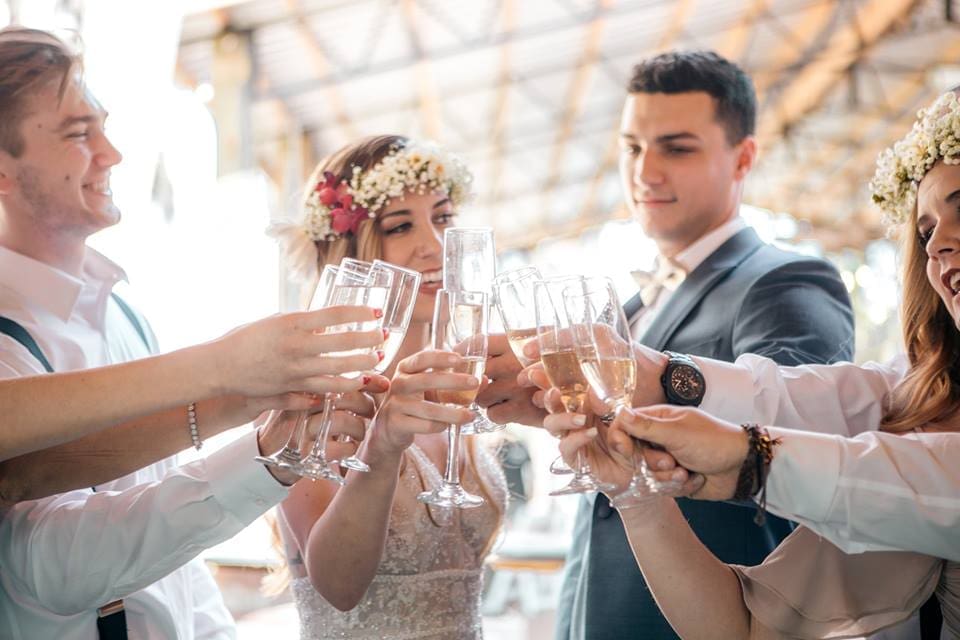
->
[269, 135, 507, 639]
[543, 91, 960, 639]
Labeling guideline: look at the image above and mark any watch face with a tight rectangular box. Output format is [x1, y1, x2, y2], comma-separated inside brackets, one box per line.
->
[670, 366, 703, 401]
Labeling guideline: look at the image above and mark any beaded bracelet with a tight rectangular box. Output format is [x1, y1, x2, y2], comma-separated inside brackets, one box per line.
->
[733, 423, 780, 525]
[187, 402, 203, 451]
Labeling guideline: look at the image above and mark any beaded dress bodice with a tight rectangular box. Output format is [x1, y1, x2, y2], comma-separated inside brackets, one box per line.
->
[290, 443, 507, 639]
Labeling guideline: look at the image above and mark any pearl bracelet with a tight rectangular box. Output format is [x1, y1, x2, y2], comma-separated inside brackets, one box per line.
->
[187, 402, 202, 451]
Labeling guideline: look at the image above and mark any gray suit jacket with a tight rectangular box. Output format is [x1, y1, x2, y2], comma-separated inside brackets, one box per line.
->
[555, 227, 855, 640]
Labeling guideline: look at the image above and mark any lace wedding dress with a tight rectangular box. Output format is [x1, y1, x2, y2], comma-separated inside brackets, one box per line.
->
[290, 443, 508, 639]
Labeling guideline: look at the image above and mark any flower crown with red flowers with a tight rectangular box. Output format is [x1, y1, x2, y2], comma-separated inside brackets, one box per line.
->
[304, 170, 372, 240]
[267, 141, 473, 282]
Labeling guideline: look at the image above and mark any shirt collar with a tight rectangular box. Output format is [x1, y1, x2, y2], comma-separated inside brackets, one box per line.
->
[671, 216, 747, 275]
[0, 245, 128, 322]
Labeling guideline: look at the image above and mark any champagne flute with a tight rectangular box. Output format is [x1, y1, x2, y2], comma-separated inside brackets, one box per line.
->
[493, 266, 571, 476]
[563, 276, 680, 507]
[254, 264, 339, 473]
[535, 276, 616, 496]
[333, 260, 421, 472]
[493, 266, 542, 367]
[299, 259, 392, 483]
[443, 227, 501, 434]
[416, 289, 488, 509]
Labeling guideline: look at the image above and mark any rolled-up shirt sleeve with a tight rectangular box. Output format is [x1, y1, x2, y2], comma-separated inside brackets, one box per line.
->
[763, 428, 960, 562]
[0, 430, 288, 615]
[696, 353, 904, 436]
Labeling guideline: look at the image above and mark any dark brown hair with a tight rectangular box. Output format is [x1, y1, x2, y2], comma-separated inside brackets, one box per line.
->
[0, 27, 81, 157]
[627, 50, 756, 145]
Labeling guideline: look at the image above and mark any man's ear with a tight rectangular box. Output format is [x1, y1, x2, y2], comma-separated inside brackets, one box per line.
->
[733, 135, 757, 181]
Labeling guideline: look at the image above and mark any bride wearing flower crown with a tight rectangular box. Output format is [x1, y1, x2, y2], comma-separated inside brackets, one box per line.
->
[268, 135, 507, 639]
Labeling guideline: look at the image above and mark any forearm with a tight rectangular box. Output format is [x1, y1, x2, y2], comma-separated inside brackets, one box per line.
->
[0, 431, 286, 614]
[302, 436, 404, 610]
[697, 355, 898, 436]
[0, 395, 253, 505]
[764, 428, 960, 561]
[1, 342, 224, 461]
[619, 500, 751, 639]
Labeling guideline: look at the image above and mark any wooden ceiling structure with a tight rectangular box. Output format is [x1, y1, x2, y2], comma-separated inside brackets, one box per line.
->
[177, 0, 960, 251]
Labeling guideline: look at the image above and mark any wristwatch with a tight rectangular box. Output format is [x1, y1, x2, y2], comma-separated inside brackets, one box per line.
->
[660, 351, 706, 406]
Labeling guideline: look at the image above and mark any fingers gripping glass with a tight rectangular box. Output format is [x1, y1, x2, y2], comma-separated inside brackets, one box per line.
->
[299, 259, 391, 483]
[416, 289, 488, 510]
[254, 264, 340, 474]
[333, 260, 421, 473]
[535, 276, 616, 496]
[443, 227, 502, 434]
[563, 277, 681, 507]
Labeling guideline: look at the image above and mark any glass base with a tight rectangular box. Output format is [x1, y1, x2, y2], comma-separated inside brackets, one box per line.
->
[254, 450, 304, 475]
[549, 474, 617, 496]
[299, 458, 346, 485]
[609, 475, 683, 508]
[337, 455, 371, 473]
[459, 405, 504, 435]
[417, 481, 485, 509]
[549, 455, 574, 475]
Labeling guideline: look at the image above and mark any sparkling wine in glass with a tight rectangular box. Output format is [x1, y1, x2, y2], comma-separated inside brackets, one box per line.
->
[443, 227, 501, 434]
[299, 259, 391, 483]
[417, 288, 488, 509]
[254, 264, 340, 473]
[563, 276, 679, 507]
[493, 266, 542, 367]
[536, 276, 616, 496]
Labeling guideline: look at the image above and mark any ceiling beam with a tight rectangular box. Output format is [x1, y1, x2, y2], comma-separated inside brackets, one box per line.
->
[285, 0, 358, 141]
[768, 38, 960, 205]
[751, 0, 837, 101]
[757, 0, 924, 142]
[539, 0, 612, 215]
[487, 0, 517, 213]
[400, 0, 442, 139]
[716, 0, 768, 62]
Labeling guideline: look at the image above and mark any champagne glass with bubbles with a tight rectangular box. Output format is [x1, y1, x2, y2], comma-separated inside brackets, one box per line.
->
[563, 276, 681, 506]
[494, 266, 572, 476]
[535, 276, 616, 496]
[443, 227, 501, 434]
[417, 289, 488, 509]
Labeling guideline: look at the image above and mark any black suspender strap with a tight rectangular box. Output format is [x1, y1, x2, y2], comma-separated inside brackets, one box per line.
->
[110, 293, 150, 350]
[919, 594, 942, 639]
[0, 314, 133, 640]
[0, 317, 54, 373]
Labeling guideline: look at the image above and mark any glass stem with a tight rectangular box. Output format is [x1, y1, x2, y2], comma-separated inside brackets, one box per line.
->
[280, 410, 309, 458]
[574, 449, 588, 478]
[307, 393, 339, 460]
[444, 423, 462, 485]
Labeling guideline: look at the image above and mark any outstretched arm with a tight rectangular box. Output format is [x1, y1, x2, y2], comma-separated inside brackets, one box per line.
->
[0, 305, 386, 462]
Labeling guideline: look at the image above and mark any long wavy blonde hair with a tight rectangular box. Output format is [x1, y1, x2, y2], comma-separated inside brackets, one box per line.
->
[881, 190, 960, 433]
[265, 135, 505, 593]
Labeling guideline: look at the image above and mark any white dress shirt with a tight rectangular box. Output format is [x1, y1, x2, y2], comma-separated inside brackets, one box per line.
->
[698, 353, 960, 562]
[631, 216, 746, 339]
[0, 246, 288, 639]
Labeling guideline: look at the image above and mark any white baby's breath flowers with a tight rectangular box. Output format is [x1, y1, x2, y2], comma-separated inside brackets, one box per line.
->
[267, 140, 474, 283]
[870, 92, 960, 227]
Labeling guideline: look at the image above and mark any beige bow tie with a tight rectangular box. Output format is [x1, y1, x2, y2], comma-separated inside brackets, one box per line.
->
[632, 259, 686, 308]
